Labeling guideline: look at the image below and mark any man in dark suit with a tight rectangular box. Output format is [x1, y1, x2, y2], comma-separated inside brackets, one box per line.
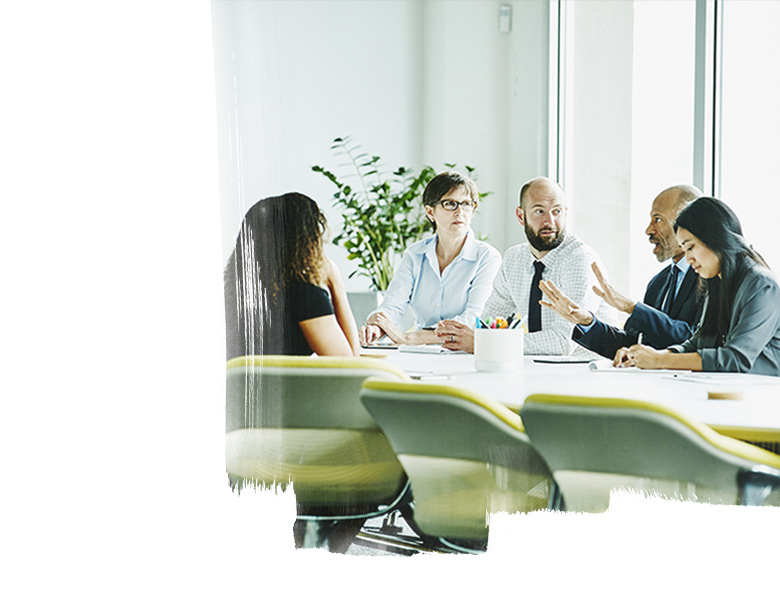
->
[539, 184, 702, 359]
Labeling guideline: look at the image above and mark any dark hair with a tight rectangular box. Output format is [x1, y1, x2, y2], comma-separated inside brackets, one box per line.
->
[226, 192, 327, 305]
[422, 171, 478, 232]
[674, 196, 768, 339]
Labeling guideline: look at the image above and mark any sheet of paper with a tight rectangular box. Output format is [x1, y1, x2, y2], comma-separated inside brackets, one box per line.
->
[398, 344, 467, 354]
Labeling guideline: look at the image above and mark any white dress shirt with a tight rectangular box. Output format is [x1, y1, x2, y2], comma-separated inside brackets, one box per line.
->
[370, 228, 502, 329]
[481, 233, 620, 355]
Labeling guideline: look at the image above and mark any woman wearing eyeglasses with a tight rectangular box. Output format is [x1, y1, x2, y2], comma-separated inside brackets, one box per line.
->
[359, 171, 501, 346]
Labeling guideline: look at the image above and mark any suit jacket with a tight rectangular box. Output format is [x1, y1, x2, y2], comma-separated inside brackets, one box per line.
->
[669, 263, 780, 375]
[572, 263, 700, 359]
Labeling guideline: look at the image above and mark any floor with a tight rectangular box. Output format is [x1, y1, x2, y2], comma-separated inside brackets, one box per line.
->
[345, 512, 428, 557]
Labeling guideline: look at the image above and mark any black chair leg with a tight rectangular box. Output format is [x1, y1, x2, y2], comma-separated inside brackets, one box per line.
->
[293, 518, 366, 553]
[737, 466, 780, 506]
[549, 479, 566, 512]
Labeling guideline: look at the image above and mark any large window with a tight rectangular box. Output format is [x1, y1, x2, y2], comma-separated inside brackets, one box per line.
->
[718, 0, 780, 270]
[555, 0, 780, 296]
[554, 0, 698, 298]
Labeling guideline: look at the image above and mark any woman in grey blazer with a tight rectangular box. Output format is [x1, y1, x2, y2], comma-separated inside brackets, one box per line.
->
[614, 197, 780, 376]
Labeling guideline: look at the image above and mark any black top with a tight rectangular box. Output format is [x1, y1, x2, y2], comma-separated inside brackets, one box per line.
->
[225, 277, 334, 359]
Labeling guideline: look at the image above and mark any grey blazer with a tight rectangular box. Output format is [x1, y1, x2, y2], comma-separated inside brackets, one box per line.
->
[668, 263, 780, 376]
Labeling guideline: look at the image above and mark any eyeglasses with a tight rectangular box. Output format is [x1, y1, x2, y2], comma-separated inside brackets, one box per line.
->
[435, 199, 478, 212]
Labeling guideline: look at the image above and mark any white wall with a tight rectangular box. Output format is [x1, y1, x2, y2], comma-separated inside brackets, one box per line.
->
[212, 0, 705, 302]
[419, 0, 552, 253]
[212, 0, 552, 291]
[211, 0, 424, 288]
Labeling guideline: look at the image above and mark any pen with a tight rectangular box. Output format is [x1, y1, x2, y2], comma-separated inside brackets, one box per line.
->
[510, 315, 527, 330]
[637, 333, 643, 346]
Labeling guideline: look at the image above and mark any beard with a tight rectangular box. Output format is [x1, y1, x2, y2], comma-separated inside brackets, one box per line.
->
[651, 235, 679, 262]
[525, 222, 565, 252]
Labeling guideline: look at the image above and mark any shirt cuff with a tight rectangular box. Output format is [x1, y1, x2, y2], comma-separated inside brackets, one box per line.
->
[576, 312, 598, 334]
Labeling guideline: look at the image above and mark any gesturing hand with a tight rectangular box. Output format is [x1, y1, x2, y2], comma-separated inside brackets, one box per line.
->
[591, 262, 636, 314]
[538, 280, 594, 326]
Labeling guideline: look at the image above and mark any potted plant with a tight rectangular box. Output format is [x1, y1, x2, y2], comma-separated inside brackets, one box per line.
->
[312, 136, 489, 292]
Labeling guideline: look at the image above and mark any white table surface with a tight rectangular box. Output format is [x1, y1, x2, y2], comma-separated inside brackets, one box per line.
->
[361, 348, 780, 443]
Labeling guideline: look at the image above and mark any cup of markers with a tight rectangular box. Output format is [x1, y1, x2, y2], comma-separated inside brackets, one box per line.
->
[474, 313, 526, 372]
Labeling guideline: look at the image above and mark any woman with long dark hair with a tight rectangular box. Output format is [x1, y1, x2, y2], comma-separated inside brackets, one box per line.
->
[224, 193, 360, 359]
[615, 196, 780, 375]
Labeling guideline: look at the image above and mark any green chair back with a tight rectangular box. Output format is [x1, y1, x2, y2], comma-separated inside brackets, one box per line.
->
[360, 379, 553, 544]
[226, 355, 409, 512]
[521, 394, 780, 512]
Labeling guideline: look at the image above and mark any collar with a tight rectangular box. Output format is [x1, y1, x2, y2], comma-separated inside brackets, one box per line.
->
[525, 232, 573, 266]
[418, 228, 478, 264]
[671, 255, 691, 277]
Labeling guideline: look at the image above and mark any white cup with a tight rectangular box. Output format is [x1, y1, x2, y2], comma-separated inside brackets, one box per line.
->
[474, 328, 524, 372]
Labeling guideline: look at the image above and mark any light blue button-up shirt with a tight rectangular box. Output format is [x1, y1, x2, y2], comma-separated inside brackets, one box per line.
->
[369, 228, 502, 329]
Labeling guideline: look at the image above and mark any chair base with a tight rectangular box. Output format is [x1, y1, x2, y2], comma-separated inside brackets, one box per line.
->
[293, 518, 367, 553]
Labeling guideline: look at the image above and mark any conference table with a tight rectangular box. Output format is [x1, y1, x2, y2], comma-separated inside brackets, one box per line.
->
[361, 346, 780, 446]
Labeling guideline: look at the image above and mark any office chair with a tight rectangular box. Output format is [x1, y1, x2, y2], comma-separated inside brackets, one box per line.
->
[521, 394, 780, 513]
[360, 379, 554, 552]
[226, 355, 410, 552]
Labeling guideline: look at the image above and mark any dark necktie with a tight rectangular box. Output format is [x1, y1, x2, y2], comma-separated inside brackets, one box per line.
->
[661, 264, 679, 314]
[528, 260, 545, 332]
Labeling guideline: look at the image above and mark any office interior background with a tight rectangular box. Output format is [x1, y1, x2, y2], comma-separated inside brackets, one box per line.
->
[213, 0, 780, 303]
[5, 1, 780, 597]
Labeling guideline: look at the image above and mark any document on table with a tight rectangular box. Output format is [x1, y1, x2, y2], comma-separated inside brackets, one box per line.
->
[588, 359, 691, 374]
[398, 344, 467, 354]
[407, 371, 454, 380]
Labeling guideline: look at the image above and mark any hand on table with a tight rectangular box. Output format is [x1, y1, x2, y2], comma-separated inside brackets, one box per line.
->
[436, 319, 475, 353]
[613, 344, 663, 369]
[539, 280, 594, 326]
[591, 262, 636, 314]
[363, 312, 407, 345]
[359, 323, 384, 345]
